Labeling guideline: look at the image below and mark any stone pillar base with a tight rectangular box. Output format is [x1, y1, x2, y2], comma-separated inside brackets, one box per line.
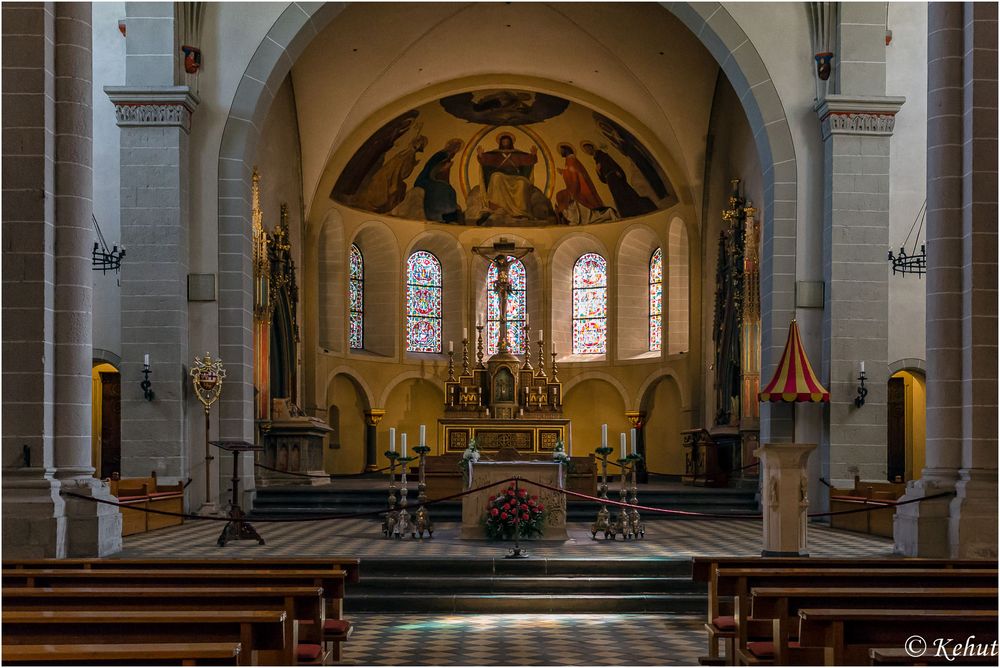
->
[949, 470, 998, 559]
[59, 477, 123, 557]
[755, 443, 816, 557]
[893, 473, 956, 558]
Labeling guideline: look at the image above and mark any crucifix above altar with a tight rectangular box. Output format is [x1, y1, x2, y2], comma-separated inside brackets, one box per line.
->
[441, 239, 566, 454]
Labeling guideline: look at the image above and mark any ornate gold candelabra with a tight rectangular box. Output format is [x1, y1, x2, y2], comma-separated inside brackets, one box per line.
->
[627, 453, 645, 539]
[612, 458, 632, 539]
[475, 325, 485, 369]
[591, 445, 614, 539]
[536, 339, 546, 377]
[191, 353, 226, 512]
[461, 338, 470, 376]
[393, 456, 416, 538]
[382, 451, 400, 537]
[447, 349, 456, 383]
[414, 444, 433, 538]
[550, 351, 560, 382]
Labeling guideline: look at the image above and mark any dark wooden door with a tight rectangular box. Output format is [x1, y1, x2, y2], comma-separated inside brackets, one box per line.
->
[887, 377, 906, 482]
[99, 372, 121, 479]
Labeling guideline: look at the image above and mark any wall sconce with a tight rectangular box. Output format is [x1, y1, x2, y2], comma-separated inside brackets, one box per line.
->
[141, 353, 155, 401]
[854, 361, 868, 408]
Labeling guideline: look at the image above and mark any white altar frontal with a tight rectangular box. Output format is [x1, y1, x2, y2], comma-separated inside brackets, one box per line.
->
[461, 461, 568, 540]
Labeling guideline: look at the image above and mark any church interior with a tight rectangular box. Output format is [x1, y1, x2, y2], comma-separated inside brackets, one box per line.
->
[2, 1, 998, 666]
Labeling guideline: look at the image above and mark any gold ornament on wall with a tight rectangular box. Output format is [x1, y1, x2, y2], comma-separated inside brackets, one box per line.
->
[191, 352, 226, 410]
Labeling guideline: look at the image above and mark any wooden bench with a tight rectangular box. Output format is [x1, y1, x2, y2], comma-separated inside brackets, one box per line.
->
[0, 642, 243, 666]
[3, 586, 326, 665]
[745, 587, 999, 665]
[691, 557, 996, 664]
[3, 610, 287, 667]
[829, 478, 905, 537]
[715, 568, 997, 666]
[798, 608, 998, 666]
[108, 475, 184, 535]
[869, 647, 1000, 666]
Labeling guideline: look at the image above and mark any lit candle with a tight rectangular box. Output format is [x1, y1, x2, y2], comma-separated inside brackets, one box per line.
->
[449, 341, 453, 353]
[419, 424, 426, 446]
[630, 428, 637, 456]
[389, 427, 396, 453]
[601, 424, 608, 448]
[463, 327, 468, 340]
[620, 433, 626, 459]
[401, 433, 407, 457]
[143, 353, 149, 367]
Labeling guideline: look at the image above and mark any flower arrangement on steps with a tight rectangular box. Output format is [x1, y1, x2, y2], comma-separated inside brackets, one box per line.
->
[484, 485, 545, 541]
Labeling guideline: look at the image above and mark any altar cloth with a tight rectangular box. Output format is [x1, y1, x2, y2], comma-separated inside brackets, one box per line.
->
[461, 461, 568, 540]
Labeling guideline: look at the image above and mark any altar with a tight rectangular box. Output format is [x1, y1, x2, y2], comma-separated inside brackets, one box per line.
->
[461, 461, 567, 540]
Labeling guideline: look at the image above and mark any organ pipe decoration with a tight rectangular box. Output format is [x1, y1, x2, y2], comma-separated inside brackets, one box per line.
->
[252, 168, 272, 423]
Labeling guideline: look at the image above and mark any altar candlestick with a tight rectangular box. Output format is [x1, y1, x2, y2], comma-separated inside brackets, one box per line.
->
[143, 353, 150, 367]
[419, 424, 426, 446]
[630, 428, 637, 456]
[463, 327, 468, 340]
[860, 360, 865, 373]
[401, 433, 407, 457]
[620, 433, 626, 459]
[538, 330, 543, 342]
[601, 424, 608, 448]
[390, 427, 396, 453]
[449, 340, 453, 353]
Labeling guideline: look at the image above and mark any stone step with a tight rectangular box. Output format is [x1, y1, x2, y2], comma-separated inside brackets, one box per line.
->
[355, 575, 701, 594]
[344, 592, 706, 614]
[358, 557, 693, 577]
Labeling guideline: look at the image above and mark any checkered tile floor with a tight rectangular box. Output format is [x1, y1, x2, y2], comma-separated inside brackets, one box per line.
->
[340, 613, 705, 666]
[121, 518, 893, 559]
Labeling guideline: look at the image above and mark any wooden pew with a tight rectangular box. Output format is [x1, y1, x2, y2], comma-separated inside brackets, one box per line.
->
[869, 647, 1000, 666]
[746, 587, 999, 665]
[716, 568, 997, 666]
[3, 586, 325, 664]
[798, 608, 998, 666]
[1, 642, 243, 666]
[691, 557, 996, 664]
[3, 610, 287, 667]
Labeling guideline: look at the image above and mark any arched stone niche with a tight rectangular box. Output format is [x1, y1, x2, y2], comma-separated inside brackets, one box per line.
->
[318, 208, 345, 352]
[616, 223, 663, 360]
[667, 216, 690, 355]
[349, 220, 400, 358]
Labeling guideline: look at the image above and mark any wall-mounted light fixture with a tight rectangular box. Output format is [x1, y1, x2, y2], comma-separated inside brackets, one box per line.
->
[141, 353, 154, 401]
[854, 361, 868, 408]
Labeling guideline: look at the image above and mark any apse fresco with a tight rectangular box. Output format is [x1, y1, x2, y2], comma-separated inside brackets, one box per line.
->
[330, 89, 677, 227]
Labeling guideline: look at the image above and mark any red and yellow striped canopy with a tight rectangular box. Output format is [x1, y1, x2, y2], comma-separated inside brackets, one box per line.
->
[759, 320, 829, 403]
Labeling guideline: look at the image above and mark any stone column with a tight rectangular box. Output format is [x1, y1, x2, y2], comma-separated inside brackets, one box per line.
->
[365, 409, 386, 472]
[815, 3, 904, 488]
[106, 3, 201, 501]
[2, 2, 121, 557]
[948, 2, 998, 559]
[893, 2, 997, 557]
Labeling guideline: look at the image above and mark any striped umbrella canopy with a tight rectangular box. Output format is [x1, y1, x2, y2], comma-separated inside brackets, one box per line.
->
[759, 320, 830, 403]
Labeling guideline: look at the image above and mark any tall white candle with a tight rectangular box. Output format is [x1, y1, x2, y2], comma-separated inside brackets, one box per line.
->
[419, 424, 426, 446]
[389, 427, 396, 453]
[144, 353, 149, 367]
[463, 327, 468, 340]
[601, 424, 608, 447]
[449, 340, 453, 353]
[538, 329, 543, 342]
[401, 433, 407, 457]
[860, 360, 865, 374]
[619, 433, 626, 459]
[630, 428, 637, 456]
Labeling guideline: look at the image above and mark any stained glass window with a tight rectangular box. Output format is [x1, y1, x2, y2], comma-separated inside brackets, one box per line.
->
[572, 252, 608, 355]
[406, 250, 443, 353]
[486, 257, 527, 355]
[649, 247, 663, 351]
[349, 244, 364, 350]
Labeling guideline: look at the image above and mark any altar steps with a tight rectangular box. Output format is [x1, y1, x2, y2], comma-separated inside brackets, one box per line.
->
[250, 485, 758, 520]
[345, 557, 705, 614]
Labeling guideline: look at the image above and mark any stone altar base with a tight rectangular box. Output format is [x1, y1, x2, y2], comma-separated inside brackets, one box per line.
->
[461, 461, 567, 540]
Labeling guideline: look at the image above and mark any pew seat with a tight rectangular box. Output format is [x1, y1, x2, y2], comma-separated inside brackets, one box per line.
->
[0, 642, 243, 666]
[108, 476, 184, 535]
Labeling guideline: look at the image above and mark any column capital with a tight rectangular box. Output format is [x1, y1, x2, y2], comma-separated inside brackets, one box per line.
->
[815, 94, 906, 140]
[624, 410, 644, 429]
[104, 86, 200, 133]
[365, 409, 387, 427]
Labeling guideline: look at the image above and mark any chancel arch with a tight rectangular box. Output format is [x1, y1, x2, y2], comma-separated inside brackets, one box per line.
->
[550, 233, 610, 362]
[616, 224, 664, 360]
[349, 220, 400, 358]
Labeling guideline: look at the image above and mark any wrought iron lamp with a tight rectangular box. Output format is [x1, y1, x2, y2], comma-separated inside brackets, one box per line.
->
[854, 362, 868, 408]
[888, 201, 926, 277]
[91, 215, 125, 275]
[141, 354, 154, 401]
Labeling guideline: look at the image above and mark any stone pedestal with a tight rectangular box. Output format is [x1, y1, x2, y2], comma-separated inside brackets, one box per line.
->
[462, 461, 567, 540]
[756, 443, 816, 556]
[259, 418, 332, 486]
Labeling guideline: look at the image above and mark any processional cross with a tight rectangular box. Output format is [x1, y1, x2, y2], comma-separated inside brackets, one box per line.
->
[472, 239, 534, 356]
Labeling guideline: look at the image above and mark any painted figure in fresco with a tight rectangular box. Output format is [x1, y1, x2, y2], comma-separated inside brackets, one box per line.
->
[594, 113, 669, 202]
[554, 143, 606, 222]
[477, 133, 539, 219]
[350, 132, 428, 213]
[331, 110, 419, 200]
[414, 138, 465, 223]
[581, 141, 656, 218]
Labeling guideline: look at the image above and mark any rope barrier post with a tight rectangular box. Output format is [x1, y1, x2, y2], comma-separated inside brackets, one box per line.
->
[504, 477, 529, 559]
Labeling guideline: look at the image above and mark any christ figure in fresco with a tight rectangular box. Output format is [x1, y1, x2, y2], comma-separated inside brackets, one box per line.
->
[476, 133, 539, 218]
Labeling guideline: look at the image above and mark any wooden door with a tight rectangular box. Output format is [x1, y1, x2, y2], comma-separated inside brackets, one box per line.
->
[99, 372, 121, 479]
[887, 377, 906, 482]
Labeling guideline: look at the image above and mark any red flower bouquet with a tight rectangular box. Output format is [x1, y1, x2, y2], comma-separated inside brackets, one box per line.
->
[484, 486, 545, 541]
